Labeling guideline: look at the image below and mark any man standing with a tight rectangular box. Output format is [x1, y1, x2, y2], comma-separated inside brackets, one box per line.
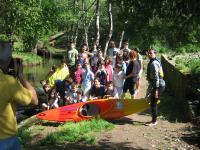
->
[146, 49, 165, 126]
[0, 42, 38, 150]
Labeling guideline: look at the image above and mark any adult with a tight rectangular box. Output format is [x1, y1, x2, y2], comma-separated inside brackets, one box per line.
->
[146, 49, 165, 126]
[121, 50, 140, 99]
[0, 45, 38, 150]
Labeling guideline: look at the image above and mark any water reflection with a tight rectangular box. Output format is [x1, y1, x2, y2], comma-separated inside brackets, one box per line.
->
[23, 59, 60, 87]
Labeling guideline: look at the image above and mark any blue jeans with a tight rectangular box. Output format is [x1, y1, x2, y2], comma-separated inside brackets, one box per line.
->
[0, 136, 21, 150]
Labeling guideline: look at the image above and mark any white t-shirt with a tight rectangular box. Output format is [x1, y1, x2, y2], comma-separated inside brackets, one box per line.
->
[113, 70, 125, 87]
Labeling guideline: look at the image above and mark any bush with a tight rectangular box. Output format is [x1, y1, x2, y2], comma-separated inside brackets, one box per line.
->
[176, 44, 200, 53]
[13, 42, 24, 52]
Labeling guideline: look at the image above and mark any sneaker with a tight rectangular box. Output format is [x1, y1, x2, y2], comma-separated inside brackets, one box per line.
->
[145, 121, 157, 126]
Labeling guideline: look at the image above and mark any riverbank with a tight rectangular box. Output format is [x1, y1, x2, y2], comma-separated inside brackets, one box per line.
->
[13, 52, 43, 66]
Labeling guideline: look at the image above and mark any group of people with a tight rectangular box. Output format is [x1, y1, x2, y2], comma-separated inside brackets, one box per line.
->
[0, 40, 165, 150]
[40, 41, 143, 110]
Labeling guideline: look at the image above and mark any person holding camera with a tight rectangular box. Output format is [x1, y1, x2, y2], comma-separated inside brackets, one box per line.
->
[0, 46, 38, 150]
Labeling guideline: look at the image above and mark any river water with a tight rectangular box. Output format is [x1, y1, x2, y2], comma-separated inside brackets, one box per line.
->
[23, 58, 60, 87]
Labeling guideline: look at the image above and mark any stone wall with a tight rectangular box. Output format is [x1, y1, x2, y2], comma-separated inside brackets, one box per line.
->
[161, 55, 192, 121]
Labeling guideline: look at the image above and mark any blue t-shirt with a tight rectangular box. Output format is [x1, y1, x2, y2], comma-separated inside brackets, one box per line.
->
[82, 69, 94, 87]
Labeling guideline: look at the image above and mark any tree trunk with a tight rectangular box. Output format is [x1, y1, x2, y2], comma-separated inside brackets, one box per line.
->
[74, 24, 78, 46]
[95, 0, 100, 46]
[118, 30, 125, 49]
[104, 0, 113, 57]
[49, 31, 66, 42]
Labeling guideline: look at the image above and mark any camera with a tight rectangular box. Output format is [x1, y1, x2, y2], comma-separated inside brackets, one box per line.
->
[7, 58, 23, 77]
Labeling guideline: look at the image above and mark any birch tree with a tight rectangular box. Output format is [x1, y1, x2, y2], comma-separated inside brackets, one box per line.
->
[104, 0, 113, 57]
[95, 0, 100, 45]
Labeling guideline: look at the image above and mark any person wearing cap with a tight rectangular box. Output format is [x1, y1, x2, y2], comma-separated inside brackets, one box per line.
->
[0, 42, 38, 149]
[113, 63, 125, 97]
[146, 49, 165, 126]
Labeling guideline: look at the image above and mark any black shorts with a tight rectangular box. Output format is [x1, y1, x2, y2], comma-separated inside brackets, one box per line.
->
[123, 80, 135, 95]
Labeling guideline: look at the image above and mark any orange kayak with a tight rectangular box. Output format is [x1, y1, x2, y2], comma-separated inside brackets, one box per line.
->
[36, 98, 150, 122]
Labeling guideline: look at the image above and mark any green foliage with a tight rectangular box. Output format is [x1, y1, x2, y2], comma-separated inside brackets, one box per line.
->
[0, 34, 11, 42]
[175, 56, 200, 74]
[39, 119, 114, 145]
[175, 54, 200, 100]
[13, 51, 42, 65]
[150, 39, 170, 53]
[13, 42, 24, 52]
[176, 44, 200, 53]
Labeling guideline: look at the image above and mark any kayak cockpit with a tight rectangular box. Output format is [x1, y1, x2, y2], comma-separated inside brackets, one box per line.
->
[79, 103, 100, 117]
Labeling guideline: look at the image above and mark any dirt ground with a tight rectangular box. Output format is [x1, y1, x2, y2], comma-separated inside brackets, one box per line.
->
[92, 77, 200, 150]
[26, 77, 200, 150]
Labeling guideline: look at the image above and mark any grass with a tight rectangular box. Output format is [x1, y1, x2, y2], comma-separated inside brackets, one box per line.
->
[18, 128, 32, 149]
[18, 119, 114, 149]
[13, 51, 43, 65]
[39, 119, 114, 145]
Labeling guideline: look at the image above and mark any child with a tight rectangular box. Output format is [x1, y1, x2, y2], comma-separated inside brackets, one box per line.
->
[89, 77, 106, 99]
[72, 62, 83, 85]
[42, 90, 59, 110]
[116, 54, 127, 73]
[55, 77, 73, 106]
[77, 53, 84, 66]
[81, 63, 94, 101]
[113, 63, 125, 97]
[66, 42, 78, 69]
[76, 89, 83, 102]
[95, 60, 107, 85]
[48, 90, 60, 109]
[46, 64, 57, 78]
[104, 81, 119, 99]
[90, 42, 98, 73]
[105, 56, 113, 82]
[66, 84, 79, 104]
[96, 50, 105, 68]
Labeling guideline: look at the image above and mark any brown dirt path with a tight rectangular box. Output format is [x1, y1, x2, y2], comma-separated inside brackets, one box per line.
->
[92, 77, 199, 150]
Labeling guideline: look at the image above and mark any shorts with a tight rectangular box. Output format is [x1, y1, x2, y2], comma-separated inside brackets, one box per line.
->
[0, 136, 21, 150]
[123, 80, 135, 95]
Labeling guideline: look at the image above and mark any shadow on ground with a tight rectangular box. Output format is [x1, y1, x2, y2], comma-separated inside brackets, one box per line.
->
[111, 117, 146, 126]
[30, 140, 148, 150]
[181, 126, 200, 148]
